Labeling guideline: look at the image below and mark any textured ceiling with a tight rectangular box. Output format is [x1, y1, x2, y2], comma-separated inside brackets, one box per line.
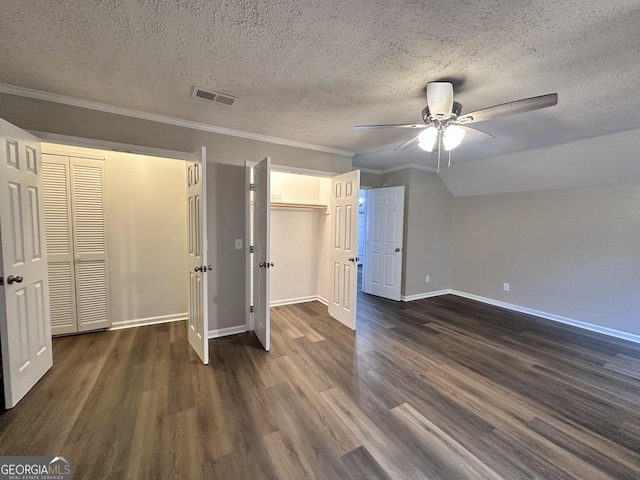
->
[2, 0, 640, 178]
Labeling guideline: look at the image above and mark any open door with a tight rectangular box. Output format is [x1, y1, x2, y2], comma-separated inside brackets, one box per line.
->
[363, 186, 405, 301]
[252, 157, 271, 350]
[0, 118, 53, 408]
[329, 170, 360, 330]
[186, 146, 209, 364]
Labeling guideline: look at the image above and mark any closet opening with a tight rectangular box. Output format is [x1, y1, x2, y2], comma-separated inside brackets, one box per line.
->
[246, 163, 361, 347]
[41, 142, 189, 337]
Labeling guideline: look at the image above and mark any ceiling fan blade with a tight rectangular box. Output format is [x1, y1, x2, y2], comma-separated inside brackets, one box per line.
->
[354, 123, 428, 130]
[457, 93, 558, 124]
[459, 126, 495, 144]
[394, 134, 421, 152]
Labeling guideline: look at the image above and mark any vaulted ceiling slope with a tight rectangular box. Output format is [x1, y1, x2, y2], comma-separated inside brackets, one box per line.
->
[1, 0, 640, 191]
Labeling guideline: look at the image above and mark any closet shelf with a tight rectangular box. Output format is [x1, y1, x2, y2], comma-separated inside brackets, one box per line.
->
[270, 202, 328, 210]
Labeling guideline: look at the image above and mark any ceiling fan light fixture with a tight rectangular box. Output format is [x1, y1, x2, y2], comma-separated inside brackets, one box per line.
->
[426, 82, 454, 118]
[443, 124, 465, 151]
[418, 126, 438, 152]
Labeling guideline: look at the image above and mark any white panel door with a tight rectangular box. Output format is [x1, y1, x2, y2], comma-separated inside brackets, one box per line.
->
[187, 147, 209, 364]
[364, 186, 405, 301]
[329, 170, 360, 330]
[0, 118, 53, 408]
[252, 157, 271, 351]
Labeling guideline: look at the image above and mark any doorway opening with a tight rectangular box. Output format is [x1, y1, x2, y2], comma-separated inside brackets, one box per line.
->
[246, 162, 361, 350]
[40, 142, 190, 336]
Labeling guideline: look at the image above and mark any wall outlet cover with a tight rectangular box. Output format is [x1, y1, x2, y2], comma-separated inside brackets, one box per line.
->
[503, 283, 510, 292]
[425, 275, 430, 283]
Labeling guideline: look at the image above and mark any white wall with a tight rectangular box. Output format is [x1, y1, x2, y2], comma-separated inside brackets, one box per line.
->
[270, 208, 320, 304]
[105, 151, 187, 325]
[452, 181, 640, 337]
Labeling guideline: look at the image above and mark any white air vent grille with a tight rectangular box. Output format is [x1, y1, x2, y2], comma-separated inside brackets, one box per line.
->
[192, 86, 237, 106]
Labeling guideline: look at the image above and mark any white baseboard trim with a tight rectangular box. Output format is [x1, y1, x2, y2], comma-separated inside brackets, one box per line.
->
[451, 290, 640, 345]
[208, 325, 247, 339]
[270, 295, 329, 307]
[270, 295, 319, 307]
[110, 312, 187, 330]
[401, 290, 453, 302]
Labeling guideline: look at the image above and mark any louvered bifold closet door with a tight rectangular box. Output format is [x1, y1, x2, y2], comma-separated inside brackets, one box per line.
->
[42, 155, 77, 335]
[70, 158, 110, 332]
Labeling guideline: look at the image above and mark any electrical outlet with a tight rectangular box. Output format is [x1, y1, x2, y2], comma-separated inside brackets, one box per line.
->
[235, 239, 243, 250]
[503, 283, 510, 292]
[271, 194, 281, 202]
[425, 275, 430, 283]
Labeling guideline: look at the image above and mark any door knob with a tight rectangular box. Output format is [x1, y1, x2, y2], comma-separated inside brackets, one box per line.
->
[7, 275, 23, 285]
[395, 247, 401, 252]
[268, 262, 274, 268]
[259, 262, 266, 268]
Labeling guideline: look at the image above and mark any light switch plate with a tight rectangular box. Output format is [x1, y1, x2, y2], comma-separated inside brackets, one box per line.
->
[235, 239, 243, 250]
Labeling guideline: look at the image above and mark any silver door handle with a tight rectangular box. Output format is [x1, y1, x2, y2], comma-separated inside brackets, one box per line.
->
[348, 257, 360, 263]
[395, 247, 402, 252]
[7, 275, 23, 285]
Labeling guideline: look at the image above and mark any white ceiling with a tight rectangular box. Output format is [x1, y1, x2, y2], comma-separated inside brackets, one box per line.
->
[2, 0, 640, 185]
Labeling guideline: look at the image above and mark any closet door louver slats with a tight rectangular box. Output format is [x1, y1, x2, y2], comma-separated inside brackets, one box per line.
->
[42, 155, 77, 335]
[70, 159, 109, 332]
[42, 154, 109, 335]
[76, 261, 108, 328]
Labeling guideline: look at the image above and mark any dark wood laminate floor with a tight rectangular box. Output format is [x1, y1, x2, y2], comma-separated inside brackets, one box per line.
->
[1, 292, 640, 479]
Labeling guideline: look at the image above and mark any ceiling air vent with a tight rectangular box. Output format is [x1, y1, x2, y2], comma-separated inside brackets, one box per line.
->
[191, 86, 237, 106]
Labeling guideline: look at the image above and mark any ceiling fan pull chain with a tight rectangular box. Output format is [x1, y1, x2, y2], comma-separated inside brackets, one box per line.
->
[437, 132, 441, 172]
[448, 149, 451, 168]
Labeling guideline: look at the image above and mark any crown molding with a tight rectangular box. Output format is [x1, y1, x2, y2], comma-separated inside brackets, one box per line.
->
[356, 167, 382, 174]
[353, 163, 438, 175]
[0, 83, 355, 158]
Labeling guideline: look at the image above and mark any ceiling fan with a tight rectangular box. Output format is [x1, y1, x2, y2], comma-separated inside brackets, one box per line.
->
[354, 82, 557, 170]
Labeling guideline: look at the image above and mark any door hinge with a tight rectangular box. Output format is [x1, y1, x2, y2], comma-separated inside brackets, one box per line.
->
[250, 245, 254, 253]
[250, 305, 254, 313]
[249, 183, 255, 191]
